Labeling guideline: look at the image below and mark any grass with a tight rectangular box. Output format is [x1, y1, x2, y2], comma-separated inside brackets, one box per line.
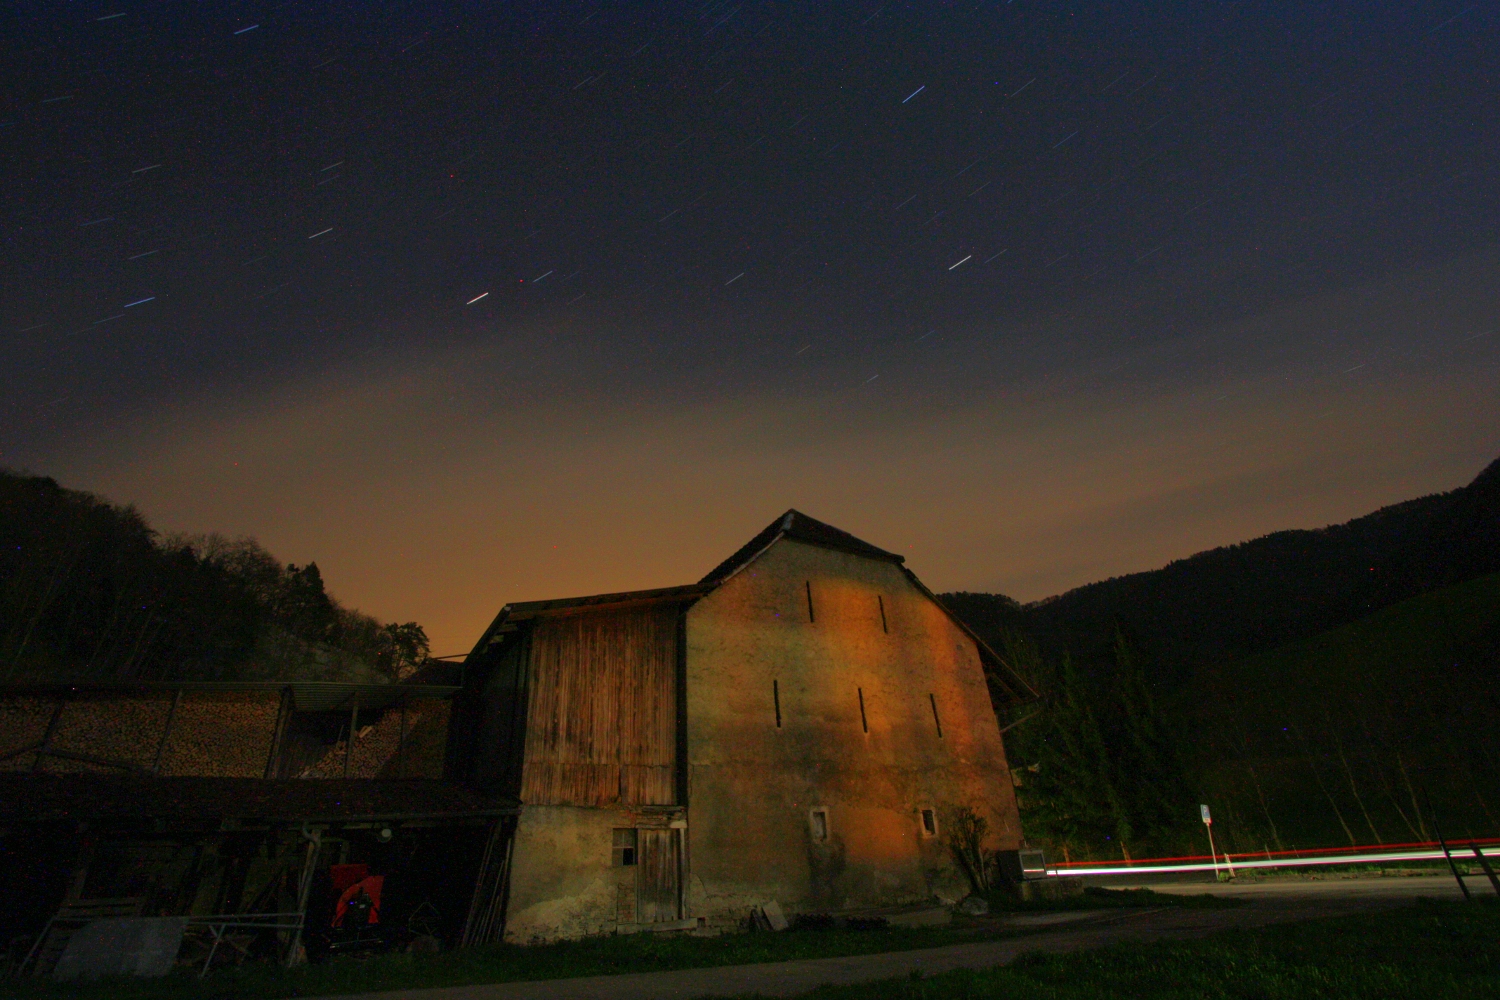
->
[0, 888, 1228, 1000]
[767, 897, 1500, 1000]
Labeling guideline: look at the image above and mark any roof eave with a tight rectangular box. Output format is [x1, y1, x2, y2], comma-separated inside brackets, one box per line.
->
[899, 566, 1039, 707]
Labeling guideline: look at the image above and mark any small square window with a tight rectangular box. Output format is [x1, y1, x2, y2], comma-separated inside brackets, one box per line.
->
[919, 808, 938, 838]
[612, 828, 638, 867]
[809, 809, 829, 842]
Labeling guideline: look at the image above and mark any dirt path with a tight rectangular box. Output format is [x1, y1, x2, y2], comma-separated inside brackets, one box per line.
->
[322, 879, 1466, 1000]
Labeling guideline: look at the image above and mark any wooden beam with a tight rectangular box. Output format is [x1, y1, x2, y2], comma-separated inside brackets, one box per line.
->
[0, 740, 43, 765]
[31, 698, 65, 773]
[152, 688, 183, 775]
[264, 687, 294, 779]
[38, 747, 151, 774]
[343, 701, 359, 779]
[396, 700, 408, 779]
[284, 828, 323, 967]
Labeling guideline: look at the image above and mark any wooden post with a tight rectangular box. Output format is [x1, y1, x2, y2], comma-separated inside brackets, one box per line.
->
[263, 687, 293, 779]
[460, 821, 503, 947]
[343, 701, 359, 779]
[285, 827, 322, 967]
[1426, 793, 1471, 901]
[1470, 843, 1500, 898]
[152, 689, 183, 775]
[397, 700, 408, 778]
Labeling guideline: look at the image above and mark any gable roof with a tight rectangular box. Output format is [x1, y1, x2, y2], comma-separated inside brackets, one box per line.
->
[897, 567, 1039, 705]
[699, 509, 904, 584]
[695, 510, 1034, 702]
[465, 510, 1035, 706]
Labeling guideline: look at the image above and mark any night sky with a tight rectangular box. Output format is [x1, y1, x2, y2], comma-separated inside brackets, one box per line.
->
[5, 2, 1498, 655]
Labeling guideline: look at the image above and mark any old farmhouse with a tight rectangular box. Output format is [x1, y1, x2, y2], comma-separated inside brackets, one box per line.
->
[0, 510, 1033, 971]
[450, 509, 1034, 940]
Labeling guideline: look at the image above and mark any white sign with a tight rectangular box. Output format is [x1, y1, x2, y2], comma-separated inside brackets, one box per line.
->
[1200, 804, 1212, 825]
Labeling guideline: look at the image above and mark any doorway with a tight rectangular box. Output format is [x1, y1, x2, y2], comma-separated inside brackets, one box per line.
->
[635, 829, 681, 923]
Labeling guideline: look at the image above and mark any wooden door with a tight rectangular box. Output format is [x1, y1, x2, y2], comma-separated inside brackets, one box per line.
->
[636, 829, 681, 923]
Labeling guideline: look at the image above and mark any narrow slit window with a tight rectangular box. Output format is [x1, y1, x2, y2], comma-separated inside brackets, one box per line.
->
[805, 581, 815, 623]
[929, 693, 943, 738]
[612, 828, 638, 867]
[878, 595, 888, 633]
[773, 679, 782, 728]
[920, 808, 938, 837]
[858, 687, 868, 733]
[810, 809, 829, 841]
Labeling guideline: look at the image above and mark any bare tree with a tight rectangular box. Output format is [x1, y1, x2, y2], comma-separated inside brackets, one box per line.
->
[946, 806, 995, 894]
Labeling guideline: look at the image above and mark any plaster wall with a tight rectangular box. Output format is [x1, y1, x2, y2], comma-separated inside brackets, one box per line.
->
[684, 539, 1020, 924]
[503, 804, 679, 943]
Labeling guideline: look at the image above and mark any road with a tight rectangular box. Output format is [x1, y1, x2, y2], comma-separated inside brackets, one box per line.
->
[1100, 870, 1475, 902]
[323, 876, 1473, 1000]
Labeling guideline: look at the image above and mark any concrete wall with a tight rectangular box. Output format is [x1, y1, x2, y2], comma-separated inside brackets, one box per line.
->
[684, 539, 1021, 924]
[503, 804, 683, 943]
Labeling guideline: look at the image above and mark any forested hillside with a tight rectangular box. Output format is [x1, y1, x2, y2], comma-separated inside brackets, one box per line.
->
[944, 455, 1500, 861]
[1193, 574, 1500, 854]
[955, 455, 1500, 685]
[0, 469, 429, 682]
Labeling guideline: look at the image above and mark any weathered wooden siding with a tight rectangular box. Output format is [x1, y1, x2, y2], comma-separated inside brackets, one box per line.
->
[636, 828, 682, 922]
[520, 606, 677, 806]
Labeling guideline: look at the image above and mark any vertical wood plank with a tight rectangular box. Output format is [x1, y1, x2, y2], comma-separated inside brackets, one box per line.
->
[636, 828, 681, 922]
[519, 605, 678, 806]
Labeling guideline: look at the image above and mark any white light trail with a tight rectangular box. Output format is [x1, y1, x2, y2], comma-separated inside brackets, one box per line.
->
[1053, 845, 1498, 878]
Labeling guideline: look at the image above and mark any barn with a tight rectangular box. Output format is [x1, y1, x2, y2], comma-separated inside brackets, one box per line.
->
[448, 510, 1035, 942]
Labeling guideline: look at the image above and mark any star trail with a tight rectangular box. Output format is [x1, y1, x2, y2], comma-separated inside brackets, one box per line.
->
[3, 1, 1497, 653]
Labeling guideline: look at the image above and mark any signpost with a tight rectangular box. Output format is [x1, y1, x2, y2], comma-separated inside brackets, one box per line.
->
[1201, 804, 1222, 881]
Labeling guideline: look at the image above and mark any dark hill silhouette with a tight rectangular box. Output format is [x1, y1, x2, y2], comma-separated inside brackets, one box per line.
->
[0, 468, 429, 682]
[943, 455, 1500, 860]
[947, 454, 1500, 682]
